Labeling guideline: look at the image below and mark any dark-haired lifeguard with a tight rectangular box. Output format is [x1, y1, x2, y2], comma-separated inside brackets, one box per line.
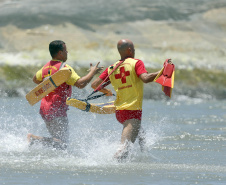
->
[28, 40, 103, 149]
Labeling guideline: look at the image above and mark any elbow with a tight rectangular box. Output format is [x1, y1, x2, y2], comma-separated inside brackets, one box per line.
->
[74, 80, 86, 89]
[77, 83, 86, 89]
[143, 79, 149, 83]
[33, 75, 42, 84]
[146, 78, 155, 83]
[141, 75, 155, 83]
[140, 73, 150, 84]
[141, 77, 150, 83]
[77, 85, 84, 89]
[140, 72, 157, 84]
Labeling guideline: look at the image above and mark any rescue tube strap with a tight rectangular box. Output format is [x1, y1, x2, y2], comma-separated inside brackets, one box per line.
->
[86, 93, 106, 101]
[94, 59, 125, 92]
[85, 102, 91, 112]
[78, 92, 114, 112]
[49, 77, 58, 88]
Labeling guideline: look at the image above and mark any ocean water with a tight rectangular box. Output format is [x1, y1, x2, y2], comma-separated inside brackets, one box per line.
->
[0, 0, 226, 184]
[0, 96, 225, 184]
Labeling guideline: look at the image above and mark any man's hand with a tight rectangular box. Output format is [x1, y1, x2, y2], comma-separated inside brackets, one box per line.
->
[74, 62, 104, 89]
[89, 62, 104, 75]
[91, 77, 114, 96]
[101, 88, 113, 96]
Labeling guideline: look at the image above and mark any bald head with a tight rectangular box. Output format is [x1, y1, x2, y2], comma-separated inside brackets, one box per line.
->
[117, 39, 135, 59]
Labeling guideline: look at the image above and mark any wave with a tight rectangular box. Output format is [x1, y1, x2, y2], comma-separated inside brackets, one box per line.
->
[0, 0, 226, 70]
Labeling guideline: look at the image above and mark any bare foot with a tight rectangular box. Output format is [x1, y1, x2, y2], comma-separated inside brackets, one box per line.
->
[114, 147, 129, 162]
[52, 138, 61, 143]
[27, 133, 43, 144]
[27, 133, 33, 143]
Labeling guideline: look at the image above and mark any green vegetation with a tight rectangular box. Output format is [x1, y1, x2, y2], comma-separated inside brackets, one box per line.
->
[1, 65, 37, 81]
[147, 67, 226, 87]
[174, 68, 226, 87]
[0, 65, 225, 99]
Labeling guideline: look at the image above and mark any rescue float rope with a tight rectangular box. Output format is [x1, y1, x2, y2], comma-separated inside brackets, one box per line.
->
[78, 59, 125, 111]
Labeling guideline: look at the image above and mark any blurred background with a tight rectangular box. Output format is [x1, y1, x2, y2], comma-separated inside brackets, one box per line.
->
[0, 0, 226, 99]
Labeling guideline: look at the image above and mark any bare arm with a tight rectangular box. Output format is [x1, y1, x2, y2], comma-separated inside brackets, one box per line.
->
[33, 75, 42, 84]
[91, 77, 113, 96]
[139, 71, 160, 83]
[74, 62, 104, 89]
[140, 59, 173, 83]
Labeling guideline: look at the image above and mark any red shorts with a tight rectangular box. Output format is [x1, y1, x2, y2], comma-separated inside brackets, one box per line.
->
[115, 110, 142, 124]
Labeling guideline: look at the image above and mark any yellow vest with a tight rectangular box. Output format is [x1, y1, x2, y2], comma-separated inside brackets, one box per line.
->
[108, 58, 144, 110]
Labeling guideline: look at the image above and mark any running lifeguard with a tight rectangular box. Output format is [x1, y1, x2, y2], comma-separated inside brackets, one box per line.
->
[27, 40, 103, 149]
[92, 39, 170, 160]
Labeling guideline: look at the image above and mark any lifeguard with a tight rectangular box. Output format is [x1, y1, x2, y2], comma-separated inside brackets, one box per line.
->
[91, 39, 170, 160]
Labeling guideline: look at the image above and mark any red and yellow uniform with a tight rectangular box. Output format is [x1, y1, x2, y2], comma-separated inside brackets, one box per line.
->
[35, 60, 80, 120]
[99, 57, 147, 123]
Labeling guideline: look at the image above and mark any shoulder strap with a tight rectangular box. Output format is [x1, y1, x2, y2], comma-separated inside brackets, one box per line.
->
[94, 59, 125, 92]
[43, 61, 65, 81]
[59, 62, 66, 70]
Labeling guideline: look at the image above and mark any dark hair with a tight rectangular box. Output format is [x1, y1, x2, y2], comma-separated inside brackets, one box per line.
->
[49, 40, 65, 58]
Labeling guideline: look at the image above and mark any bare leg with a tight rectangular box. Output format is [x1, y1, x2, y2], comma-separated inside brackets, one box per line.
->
[27, 133, 43, 143]
[27, 133, 64, 149]
[45, 117, 69, 144]
[114, 119, 141, 161]
[27, 133, 61, 143]
[138, 126, 147, 152]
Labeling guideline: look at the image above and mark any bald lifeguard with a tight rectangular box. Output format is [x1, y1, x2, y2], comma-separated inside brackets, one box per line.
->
[91, 38, 165, 161]
[117, 39, 135, 59]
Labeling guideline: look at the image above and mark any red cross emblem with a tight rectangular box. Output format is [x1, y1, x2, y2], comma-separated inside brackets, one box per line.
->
[115, 67, 130, 84]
